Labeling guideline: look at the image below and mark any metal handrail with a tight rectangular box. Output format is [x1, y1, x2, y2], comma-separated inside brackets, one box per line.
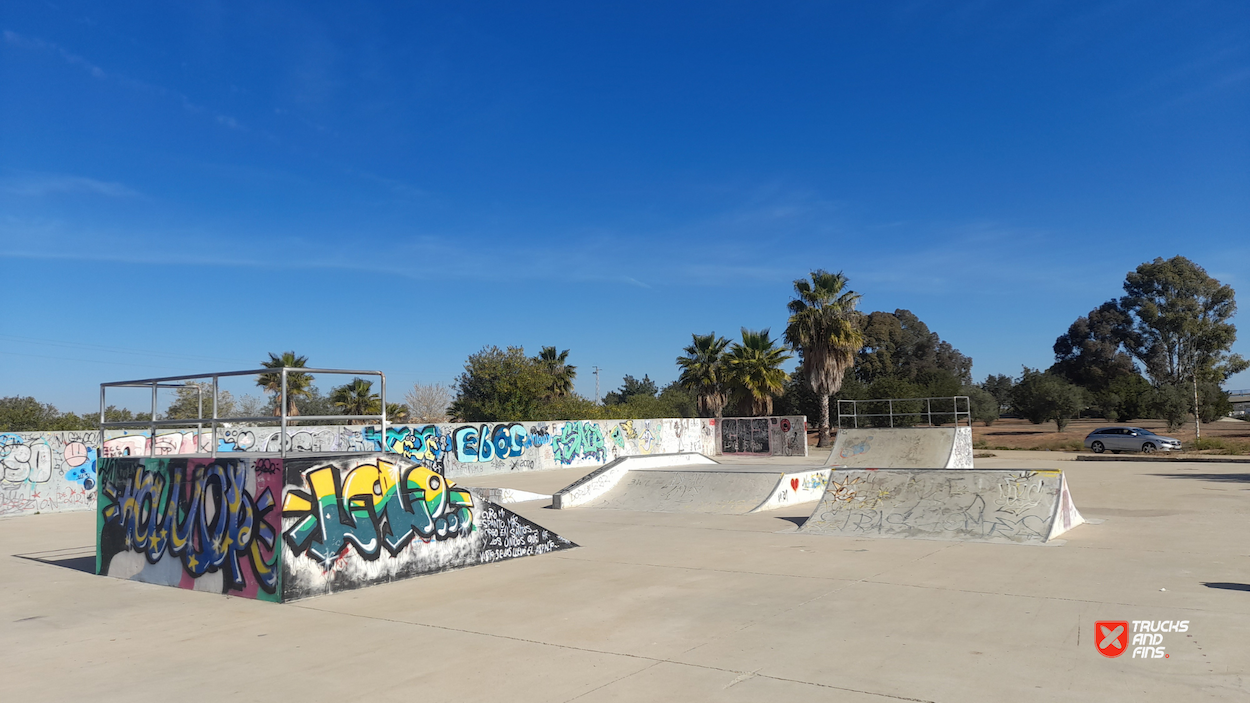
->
[100, 367, 387, 459]
[836, 396, 971, 429]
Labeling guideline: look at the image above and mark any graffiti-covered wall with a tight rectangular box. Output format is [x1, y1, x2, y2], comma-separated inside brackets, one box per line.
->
[1, 431, 99, 517]
[96, 456, 284, 601]
[4, 415, 806, 518]
[280, 455, 574, 600]
[715, 416, 806, 457]
[94, 453, 576, 601]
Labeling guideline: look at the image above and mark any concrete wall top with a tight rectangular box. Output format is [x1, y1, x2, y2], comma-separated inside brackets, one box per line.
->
[2, 415, 805, 517]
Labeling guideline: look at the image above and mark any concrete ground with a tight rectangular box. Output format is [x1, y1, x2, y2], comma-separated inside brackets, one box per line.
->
[3, 450, 1249, 702]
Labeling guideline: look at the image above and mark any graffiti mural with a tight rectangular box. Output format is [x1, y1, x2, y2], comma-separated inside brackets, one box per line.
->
[551, 421, 607, 465]
[1, 431, 99, 517]
[280, 455, 575, 600]
[718, 416, 806, 456]
[12, 415, 804, 517]
[96, 457, 282, 601]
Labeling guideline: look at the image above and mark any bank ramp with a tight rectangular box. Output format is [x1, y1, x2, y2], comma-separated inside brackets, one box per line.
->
[799, 469, 1084, 544]
[827, 427, 973, 468]
[552, 454, 830, 514]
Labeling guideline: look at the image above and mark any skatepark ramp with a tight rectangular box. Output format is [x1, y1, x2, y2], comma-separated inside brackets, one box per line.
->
[799, 469, 1084, 544]
[95, 452, 576, 602]
[827, 427, 974, 469]
[552, 453, 830, 514]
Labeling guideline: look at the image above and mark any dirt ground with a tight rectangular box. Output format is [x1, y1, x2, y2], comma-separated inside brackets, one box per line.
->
[811, 416, 1250, 455]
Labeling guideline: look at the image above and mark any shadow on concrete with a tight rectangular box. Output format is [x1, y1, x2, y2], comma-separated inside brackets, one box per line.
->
[1204, 582, 1250, 592]
[1149, 473, 1250, 484]
[775, 515, 808, 528]
[13, 547, 96, 574]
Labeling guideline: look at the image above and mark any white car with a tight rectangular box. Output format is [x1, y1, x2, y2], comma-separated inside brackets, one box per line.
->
[1084, 427, 1182, 454]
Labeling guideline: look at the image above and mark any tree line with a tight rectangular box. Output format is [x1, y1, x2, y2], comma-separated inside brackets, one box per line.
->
[994, 256, 1244, 432]
[5, 256, 1238, 440]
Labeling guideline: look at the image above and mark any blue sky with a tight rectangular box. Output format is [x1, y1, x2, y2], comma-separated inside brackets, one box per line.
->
[2, 1, 1248, 413]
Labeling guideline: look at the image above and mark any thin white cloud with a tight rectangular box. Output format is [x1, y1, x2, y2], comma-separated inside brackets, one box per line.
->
[4, 29, 246, 131]
[1, 174, 138, 197]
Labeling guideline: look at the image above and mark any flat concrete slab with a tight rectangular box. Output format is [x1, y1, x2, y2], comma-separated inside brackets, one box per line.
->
[3, 455, 1249, 701]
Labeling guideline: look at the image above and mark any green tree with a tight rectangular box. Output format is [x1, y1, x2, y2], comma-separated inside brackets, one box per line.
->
[862, 377, 924, 427]
[257, 351, 313, 416]
[1050, 300, 1138, 392]
[535, 346, 577, 399]
[448, 346, 551, 422]
[0, 396, 63, 432]
[1148, 383, 1191, 432]
[856, 309, 973, 385]
[1120, 256, 1248, 386]
[656, 382, 698, 418]
[962, 384, 1000, 426]
[784, 270, 865, 447]
[676, 332, 730, 418]
[604, 374, 658, 406]
[330, 378, 381, 423]
[726, 328, 792, 416]
[163, 382, 235, 421]
[981, 374, 1015, 413]
[386, 402, 410, 423]
[1011, 368, 1087, 432]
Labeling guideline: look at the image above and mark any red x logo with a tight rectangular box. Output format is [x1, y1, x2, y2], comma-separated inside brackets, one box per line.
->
[1096, 621, 1129, 658]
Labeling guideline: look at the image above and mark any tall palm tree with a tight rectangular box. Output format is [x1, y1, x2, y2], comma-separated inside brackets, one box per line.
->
[257, 351, 313, 416]
[331, 377, 380, 423]
[726, 328, 792, 416]
[676, 332, 730, 418]
[784, 270, 864, 447]
[536, 346, 577, 399]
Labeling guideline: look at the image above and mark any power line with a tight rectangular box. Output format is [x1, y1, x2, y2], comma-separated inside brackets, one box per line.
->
[0, 333, 254, 365]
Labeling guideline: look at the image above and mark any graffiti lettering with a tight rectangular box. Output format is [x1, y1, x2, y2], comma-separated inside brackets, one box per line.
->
[99, 459, 280, 595]
[551, 421, 606, 465]
[282, 460, 473, 564]
[452, 423, 530, 463]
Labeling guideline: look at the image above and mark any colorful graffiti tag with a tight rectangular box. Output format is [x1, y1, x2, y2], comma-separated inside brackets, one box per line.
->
[13, 416, 801, 518]
[96, 457, 282, 601]
[551, 421, 607, 465]
[281, 458, 473, 563]
[1, 431, 99, 517]
[279, 455, 576, 600]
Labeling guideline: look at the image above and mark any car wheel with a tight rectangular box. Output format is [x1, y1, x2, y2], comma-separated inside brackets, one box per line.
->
[1091, 441, 1105, 453]
[1142, 442, 1156, 454]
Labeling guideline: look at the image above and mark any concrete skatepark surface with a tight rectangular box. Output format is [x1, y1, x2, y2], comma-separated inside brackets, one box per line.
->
[551, 453, 831, 514]
[4, 451, 1249, 701]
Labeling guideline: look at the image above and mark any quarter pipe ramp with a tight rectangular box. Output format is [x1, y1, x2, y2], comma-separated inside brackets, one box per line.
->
[799, 469, 1084, 544]
[827, 427, 974, 469]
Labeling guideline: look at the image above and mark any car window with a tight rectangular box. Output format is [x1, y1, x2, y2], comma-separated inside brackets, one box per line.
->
[1137, 429, 1155, 435]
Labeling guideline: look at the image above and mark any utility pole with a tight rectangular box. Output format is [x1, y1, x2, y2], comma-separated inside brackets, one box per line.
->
[1194, 374, 1201, 441]
[593, 366, 601, 404]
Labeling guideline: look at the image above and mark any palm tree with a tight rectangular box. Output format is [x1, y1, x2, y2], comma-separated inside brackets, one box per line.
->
[257, 351, 313, 416]
[330, 377, 380, 423]
[726, 328, 792, 416]
[784, 270, 864, 447]
[386, 403, 410, 423]
[536, 346, 577, 399]
[676, 332, 730, 418]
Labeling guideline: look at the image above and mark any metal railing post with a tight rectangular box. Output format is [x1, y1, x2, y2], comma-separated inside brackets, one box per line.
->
[927, 398, 932, 427]
[211, 375, 219, 459]
[888, 399, 894, 428]
[280, 368, 288, 459]
[150, 381, 158, 458]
